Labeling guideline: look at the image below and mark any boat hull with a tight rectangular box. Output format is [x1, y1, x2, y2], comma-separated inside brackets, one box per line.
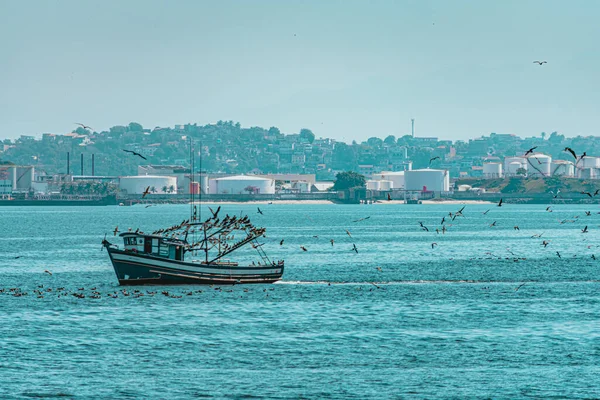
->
[107, 248, 283, 285]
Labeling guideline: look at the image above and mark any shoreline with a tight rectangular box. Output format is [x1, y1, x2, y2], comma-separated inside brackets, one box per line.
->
[186, 199, 495, 205]
[419, 199, 495, 205]
[189, 200, 335, 205]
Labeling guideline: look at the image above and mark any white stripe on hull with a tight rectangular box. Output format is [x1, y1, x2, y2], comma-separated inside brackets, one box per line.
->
[110, 252, 282, 276]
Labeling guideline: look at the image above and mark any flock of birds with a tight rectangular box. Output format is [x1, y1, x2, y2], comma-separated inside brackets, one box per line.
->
[107, 205, 270, 264]
[416, 196, 598, 262]
[10, 191, 596, 299]
[0, 285, 279, 299]
[10, 132, 600, 296]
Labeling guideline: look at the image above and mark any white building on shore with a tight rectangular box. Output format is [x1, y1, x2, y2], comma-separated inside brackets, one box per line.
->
[208, 175, 275, 195]
[119, 175, 177, 194]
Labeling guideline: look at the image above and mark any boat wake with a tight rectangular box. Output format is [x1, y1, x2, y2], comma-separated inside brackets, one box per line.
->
[277, 279, 600, 285]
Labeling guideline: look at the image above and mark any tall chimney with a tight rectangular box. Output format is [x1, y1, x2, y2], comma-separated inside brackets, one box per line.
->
[81, 153, 84, 176]
[411, 118, 415, 138]
[92, 154, 95, 176]
[67, 152, 70, 175]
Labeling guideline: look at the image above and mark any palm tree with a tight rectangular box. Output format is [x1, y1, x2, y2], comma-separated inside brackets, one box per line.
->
[162, 185, 168, 193]
[150, 186, 157, 194]
[168, 185, 175, 194]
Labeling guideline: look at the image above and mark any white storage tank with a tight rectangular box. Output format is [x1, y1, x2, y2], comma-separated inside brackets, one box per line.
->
[483, 163, 503, 178]
[371, 171, 405, 190]
[551, 160, 575, 177]
[506, 161, 526, 176]
[366, 180, 381, 190]
[404, 169, 450, 192]
[209, 175, 275, 195]
[457, 184, 472, 192]
[378, 180, 393, 191]
[504, 156, 526, 173]
[199, 175, 209, 194]
[526, 153, 552, 177]
[119, 175, 178, 194]
[580, 156, 600, 169]
[578, 168, 596, 180]
[10, 166, 35, 191]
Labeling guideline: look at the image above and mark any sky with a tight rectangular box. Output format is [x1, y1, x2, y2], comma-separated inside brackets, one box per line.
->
[1, 0, 599, 143]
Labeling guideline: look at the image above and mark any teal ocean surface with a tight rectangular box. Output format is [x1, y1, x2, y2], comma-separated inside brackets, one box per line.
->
[1, 203, 599, 399]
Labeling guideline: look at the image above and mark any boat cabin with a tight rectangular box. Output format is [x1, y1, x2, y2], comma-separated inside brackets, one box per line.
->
[120, 232, 185, 261]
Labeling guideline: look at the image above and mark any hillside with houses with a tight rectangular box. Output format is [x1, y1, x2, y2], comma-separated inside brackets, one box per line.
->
[3, 121, 600, 182]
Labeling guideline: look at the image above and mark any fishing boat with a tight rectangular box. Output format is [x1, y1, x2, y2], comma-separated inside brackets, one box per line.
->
[102, 139, 284, 285]
[102, 211, 284, 285]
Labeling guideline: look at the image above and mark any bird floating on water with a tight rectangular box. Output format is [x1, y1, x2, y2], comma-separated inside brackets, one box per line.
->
[515, 282, 527, 291]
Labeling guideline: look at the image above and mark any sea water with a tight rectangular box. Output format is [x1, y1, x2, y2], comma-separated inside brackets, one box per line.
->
[1, 203, 599, 399]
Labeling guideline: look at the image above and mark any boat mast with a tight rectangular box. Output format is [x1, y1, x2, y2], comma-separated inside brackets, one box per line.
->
[189, 138, 194, 223]
[198, 140, 208, 263]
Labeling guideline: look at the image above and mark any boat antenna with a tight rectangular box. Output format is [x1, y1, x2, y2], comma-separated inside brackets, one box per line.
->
[198, 142, 202, 221]
[200, 142, 208, 263]
[189, 137, 194, 222]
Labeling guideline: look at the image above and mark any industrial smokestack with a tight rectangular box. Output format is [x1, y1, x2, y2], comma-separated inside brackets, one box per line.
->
[411, 118, 415, 138]
[92, 154, 95, 176]
[81, 153, 84, 176]
[67, 152, 70, 175]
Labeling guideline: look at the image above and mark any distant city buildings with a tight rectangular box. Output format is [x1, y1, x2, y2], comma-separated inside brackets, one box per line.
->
[2, 123, 600, 198]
